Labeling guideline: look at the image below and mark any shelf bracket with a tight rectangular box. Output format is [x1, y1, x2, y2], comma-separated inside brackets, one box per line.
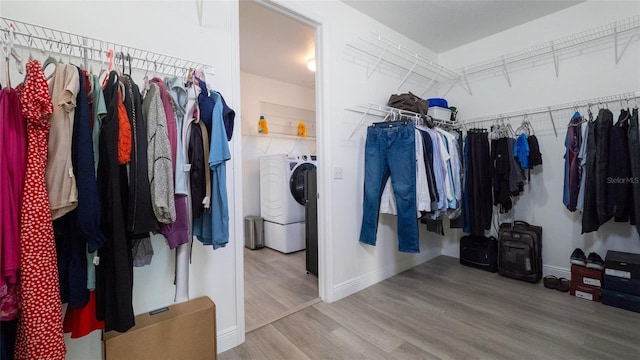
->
[395, 55, 420, 92]
[196, 0, 204, 26]
[551, 41, 559, 78]
[366, 44, 389, 79]
[548, 107, 558, 138]
[501, 58, 512, 88]
[461, 70, 472, 96]
[441, 77, 460, 98]
[347, 105, 372, 140]
[614, 25, 634, 64]
[419, 74, 439, 97]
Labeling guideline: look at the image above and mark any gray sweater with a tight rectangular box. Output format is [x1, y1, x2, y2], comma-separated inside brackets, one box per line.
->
[142, 84, 176, 224]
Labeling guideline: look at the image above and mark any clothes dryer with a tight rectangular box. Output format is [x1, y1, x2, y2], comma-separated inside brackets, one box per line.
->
[259, 154, 317, 253]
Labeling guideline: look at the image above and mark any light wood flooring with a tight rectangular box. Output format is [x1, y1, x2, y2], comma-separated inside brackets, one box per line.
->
[223, 255, 640, 360]
[244, 247, 319, 332]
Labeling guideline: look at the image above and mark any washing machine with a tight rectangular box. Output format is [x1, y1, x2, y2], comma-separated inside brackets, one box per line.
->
[259, 154, 317, 253]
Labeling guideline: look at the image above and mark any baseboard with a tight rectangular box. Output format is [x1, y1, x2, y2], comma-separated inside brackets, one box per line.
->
[217, 326, 240, 354]
[543, 264, 571, 279]
[331, 247, 441, 302]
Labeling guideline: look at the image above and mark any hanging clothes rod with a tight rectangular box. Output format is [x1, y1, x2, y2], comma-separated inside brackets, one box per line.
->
[460, 91, 640, 137]
[0, 17, 214, 76]
[345, 103, 458, 140]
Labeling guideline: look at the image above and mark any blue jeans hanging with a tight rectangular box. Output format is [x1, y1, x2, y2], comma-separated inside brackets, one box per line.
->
[359, 121, 419, 253]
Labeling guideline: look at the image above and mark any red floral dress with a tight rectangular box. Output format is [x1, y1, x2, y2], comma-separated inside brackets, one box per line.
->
[14, 59, 66, 359]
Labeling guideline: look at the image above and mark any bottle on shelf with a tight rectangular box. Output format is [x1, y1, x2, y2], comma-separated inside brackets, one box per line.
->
[297, 120, 307, 137]
[258, 115, 269, 134]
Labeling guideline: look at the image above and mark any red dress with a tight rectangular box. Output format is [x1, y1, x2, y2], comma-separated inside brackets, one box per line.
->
[15, 59, 66, 359]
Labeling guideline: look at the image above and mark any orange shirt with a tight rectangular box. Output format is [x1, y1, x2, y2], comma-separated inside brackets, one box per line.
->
[117, 87, 132, 165]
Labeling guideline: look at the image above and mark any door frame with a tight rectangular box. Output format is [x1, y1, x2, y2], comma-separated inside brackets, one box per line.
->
[233, 0, 333, 343]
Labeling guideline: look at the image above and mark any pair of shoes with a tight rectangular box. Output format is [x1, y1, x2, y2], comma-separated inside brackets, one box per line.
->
[570, 248, 605, 270]
[586, 252, 604, 270]
[543, 275, 570, 292]
[570, 248, 586, 266]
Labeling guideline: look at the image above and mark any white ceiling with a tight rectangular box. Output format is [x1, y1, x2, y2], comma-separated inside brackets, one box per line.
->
[239, 1, 316, 88]
[342, 0, 584, 53]
[239, 1, 584, 88]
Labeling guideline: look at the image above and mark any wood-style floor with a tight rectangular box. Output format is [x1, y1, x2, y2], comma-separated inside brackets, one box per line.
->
[222, 255, 640, 360]
[244, 247, 319, 332]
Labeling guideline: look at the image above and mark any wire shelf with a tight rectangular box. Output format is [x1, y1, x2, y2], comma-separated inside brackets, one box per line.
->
[460, 15, 640, 77]
[345, 103, 458, 140]
[345, 31, 460, 92]
[460, 91, 640, 137]
[0, 17, 214, 76]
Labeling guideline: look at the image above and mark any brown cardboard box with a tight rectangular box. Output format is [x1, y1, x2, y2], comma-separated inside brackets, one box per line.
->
[103, 297, 216, 360]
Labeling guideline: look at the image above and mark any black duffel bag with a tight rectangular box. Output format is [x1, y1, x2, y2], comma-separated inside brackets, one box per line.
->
[460, 234, 498, 273]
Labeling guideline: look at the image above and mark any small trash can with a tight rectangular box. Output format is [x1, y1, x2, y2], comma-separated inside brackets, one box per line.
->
[244, 216, 264, 250]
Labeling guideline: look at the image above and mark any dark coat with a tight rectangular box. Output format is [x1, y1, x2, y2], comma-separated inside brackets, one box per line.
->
[121, 75, 158, 236]
[96, 71, 135, 332]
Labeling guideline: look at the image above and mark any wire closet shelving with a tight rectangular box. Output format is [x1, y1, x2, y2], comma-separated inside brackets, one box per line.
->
[0, 17, 215, 77]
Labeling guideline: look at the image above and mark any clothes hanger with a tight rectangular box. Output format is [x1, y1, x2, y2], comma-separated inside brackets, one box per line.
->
[5, 26, 23, 75]
[2, 34, 11, 88]
[42, 38, 58, 79]
[28, 35, 34, 61]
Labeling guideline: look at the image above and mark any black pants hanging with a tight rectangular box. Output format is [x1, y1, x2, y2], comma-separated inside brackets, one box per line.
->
[627, 109, 640, 230]
[595, 109, 614, 225]
[582, 120, 599, 233]
[464, 131, 493, 235]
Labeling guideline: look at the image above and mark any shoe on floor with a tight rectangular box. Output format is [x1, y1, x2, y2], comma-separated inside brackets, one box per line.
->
[570, 248, 587, 266]
[586, 252, 604, 270]
[555, 278, 570, 292]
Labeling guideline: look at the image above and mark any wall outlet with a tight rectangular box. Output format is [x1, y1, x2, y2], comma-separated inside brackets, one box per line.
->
[333, 167, 344, 179]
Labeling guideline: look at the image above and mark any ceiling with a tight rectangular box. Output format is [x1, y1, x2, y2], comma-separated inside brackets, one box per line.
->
[239, 1, 316, 88]
[342, 1, 584, 53]
[239, 1, 584, 88]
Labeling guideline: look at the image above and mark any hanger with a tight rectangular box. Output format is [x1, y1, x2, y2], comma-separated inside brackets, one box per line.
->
[41, 38, 58, 79]
[28, 35, 34, 61]
[2, 33, 11, 88]
[6, 25, 23, 75]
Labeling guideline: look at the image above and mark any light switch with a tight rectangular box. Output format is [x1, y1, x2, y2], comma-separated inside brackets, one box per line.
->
[333, 167, 344, 179]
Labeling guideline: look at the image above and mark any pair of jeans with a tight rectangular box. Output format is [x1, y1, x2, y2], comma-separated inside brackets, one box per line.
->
[359, 121, 419, 253]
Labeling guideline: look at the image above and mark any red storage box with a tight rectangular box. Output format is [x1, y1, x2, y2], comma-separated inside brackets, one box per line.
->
[570, 282, 601, 302]
[571, 264, 603, 288]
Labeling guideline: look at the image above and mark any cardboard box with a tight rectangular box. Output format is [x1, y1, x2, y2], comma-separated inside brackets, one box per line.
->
[104, 297, 216, 360]
[604, 250, 640, 280]
[570, 281, 601, 302]
[571, 264, 603, 287]
[604, 275, 640, 296]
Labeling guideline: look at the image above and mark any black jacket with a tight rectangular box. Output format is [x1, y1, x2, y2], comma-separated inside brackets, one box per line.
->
[96, 71, 135, 332]
[121, 75, 158, 236]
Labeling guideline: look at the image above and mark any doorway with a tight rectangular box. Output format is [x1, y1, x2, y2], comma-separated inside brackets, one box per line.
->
[238, 0, 320, 332]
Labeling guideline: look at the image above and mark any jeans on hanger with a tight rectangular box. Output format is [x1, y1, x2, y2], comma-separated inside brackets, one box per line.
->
[359, 121, 419, 253]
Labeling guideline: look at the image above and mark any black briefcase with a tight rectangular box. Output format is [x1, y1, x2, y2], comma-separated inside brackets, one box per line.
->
[460, 235, 498, 273]
[498, 221, 543, 283]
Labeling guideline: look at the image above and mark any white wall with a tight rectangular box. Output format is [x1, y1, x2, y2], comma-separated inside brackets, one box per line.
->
[0, 0, 243, 357]
[438, 0, 640, 277]
[240, 72, 316, 219]
[1, 0, 449, 355]
[273, 0, 445, 302]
